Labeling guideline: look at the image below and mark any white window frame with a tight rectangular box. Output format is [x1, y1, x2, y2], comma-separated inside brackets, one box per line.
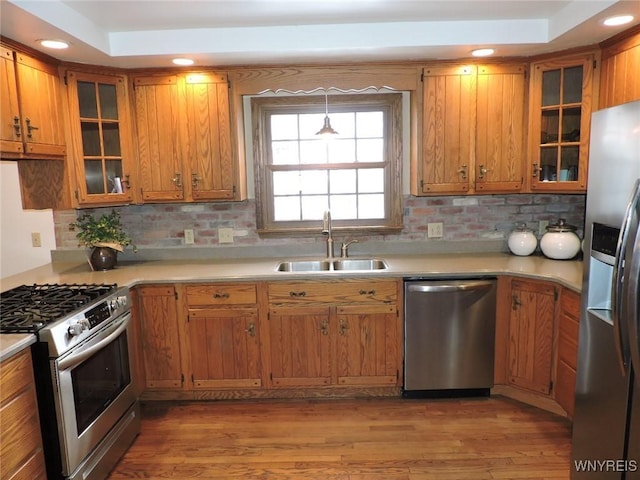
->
[251, 93, 403, 235]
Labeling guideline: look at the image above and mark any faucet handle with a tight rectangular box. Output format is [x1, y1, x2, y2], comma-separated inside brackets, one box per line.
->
[341, 239, 359, 258]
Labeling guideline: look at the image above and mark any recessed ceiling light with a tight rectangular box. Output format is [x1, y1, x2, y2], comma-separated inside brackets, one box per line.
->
[172, 58, 194, 66]
[39, 39, 69, 49]
[603, 15, 634, 26]
[471, 48, 495, 57]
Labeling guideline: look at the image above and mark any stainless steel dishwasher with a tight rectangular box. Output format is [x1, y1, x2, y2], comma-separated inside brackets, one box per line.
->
[403, 278, 497, 397]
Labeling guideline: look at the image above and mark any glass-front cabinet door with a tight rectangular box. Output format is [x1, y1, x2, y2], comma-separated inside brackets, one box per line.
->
[528, 53, 594, 192]
[67, 71, 136, 206]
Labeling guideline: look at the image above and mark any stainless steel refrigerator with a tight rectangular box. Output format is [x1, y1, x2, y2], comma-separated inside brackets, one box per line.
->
[571, 99, 640, 479]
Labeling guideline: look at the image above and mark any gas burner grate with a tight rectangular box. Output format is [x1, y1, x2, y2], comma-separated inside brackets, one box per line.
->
[0, 283, 118, 333]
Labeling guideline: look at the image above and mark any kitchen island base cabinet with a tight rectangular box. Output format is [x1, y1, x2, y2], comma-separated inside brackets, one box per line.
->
[0, 348, 47, 480]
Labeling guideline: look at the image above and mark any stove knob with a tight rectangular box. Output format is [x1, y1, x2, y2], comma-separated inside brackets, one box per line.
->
[68, 321, 87, 336]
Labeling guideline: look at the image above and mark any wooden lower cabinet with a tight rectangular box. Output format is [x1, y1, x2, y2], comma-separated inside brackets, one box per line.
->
[266, 279, 402, 389]
[0, 348, 47, 480]
[507, 278, 557, 395]
[554, 287, 581, 418]
[136, 285, 183, 389]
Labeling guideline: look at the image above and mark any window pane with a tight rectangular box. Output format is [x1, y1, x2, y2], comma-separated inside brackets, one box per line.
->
[300, 113, 325, 139]
[329, 112, 355, 137]
[563, 66, 583, 104]
[301, 196, 328, 220]
[273, 171, 301, 195]
[358, 168, 385, 193]
[356, 111, 383, 137]
[103, 124, 122, 156]
[271, 115, 298, 140]
[301, 170, 328, 194]
[357, 139, 384, 162]
[99, 83, 118, 120]
[541, 110, 559, 144]
[300, 140, 327, 164]
[542, 69, 561, 106]
[85, 160, 105, 194]
[358, 194, 385, 219]
[106, 160, 124, 193]
[330, 169, 356, 194]
[81, 122, 101, 156]
[272, 140, 299, 165]
[328, 139, 356, 163]
[274, 197, 301, 221]
[330, 194, 357, 219]
[540, 147, 558, 181]
[562, 107, 581, 142]
[78, 81, 97, 118]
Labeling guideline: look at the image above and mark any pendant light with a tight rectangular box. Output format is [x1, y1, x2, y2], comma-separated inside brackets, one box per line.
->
[316, 90, 339, 137]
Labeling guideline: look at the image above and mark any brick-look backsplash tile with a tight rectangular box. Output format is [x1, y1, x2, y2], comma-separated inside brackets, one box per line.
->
[55, 194, 586, 250]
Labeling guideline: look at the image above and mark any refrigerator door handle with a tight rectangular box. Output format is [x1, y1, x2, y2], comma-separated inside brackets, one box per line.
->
[626, 196, 640, 384]
[612, 178, 640, 374]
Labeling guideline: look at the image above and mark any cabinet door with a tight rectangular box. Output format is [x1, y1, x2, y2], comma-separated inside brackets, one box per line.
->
[528, 53, 594, 192]
[268, 306, 332, 387]
[137, 285, 183, 389]
[508, 279, 556, 395]
[336, 305, 399, 386]
[187, 307, 261, 389]
[134, 75, 185, 202]
[0, 46, 22, 154]
[475, 64, 525, 193]
[67, 71, 136, 205]
[184, 73, 235, 200]
[14, 52, 66, 156]
[420, 64, 476, 194]
[555, 288, 580, 418]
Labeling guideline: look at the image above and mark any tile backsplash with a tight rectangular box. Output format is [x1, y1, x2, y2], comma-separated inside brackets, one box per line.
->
[54, 194, 585, 259]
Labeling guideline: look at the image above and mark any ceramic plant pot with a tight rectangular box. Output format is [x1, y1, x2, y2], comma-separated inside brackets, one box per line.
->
[89, 246, 118, 271]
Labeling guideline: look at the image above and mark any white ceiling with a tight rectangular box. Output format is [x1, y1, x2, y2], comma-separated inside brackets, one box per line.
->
[1, 0, 639, 69]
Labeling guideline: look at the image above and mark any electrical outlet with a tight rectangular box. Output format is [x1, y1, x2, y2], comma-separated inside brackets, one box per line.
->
[427, 222, 444, 238]
[184, 229, 195, 245]
[31, 232, 42, 247]
[218, 227, 234, 244]
[539, 220, 549, 236]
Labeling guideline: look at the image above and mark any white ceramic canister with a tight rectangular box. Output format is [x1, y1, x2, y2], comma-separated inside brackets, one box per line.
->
[540, 218, 581, 260]
[508, 224, 538, 256]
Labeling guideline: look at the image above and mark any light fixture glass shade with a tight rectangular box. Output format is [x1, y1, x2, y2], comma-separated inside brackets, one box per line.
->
[316, 115, 339, 136]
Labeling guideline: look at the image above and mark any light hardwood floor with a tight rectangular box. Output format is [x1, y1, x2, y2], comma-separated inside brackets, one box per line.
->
[108, 396, 572, 480]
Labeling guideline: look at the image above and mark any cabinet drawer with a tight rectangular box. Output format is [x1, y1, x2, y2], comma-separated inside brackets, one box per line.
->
[268, 280, 397, 305]
[186, 283, 257, 306]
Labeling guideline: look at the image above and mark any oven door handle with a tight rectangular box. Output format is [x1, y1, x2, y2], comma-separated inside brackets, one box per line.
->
[57, 313, 131, 371]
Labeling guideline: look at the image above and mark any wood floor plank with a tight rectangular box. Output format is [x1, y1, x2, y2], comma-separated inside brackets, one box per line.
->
[107, 396, 571, 480]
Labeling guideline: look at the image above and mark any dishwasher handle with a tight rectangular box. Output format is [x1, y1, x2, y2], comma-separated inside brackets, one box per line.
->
[405, 280, 495, 293]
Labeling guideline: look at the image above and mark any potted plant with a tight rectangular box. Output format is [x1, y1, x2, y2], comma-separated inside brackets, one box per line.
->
[70, 209, 136, 270]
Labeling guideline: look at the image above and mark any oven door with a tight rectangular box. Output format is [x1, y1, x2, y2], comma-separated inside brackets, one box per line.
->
[52, 311, 138, 476]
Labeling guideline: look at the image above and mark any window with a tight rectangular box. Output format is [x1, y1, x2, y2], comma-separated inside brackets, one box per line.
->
[252, 93, 403, 234]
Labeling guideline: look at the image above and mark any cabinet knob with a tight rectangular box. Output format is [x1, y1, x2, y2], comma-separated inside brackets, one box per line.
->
[320, 319, 329, 336]
[25, 118, 39, 138]
[192, 173, 201, 188]
[244, 322, 256, 337]
[512, 294, 522, 310]
[532, 163, 541, 178]
[338, 318, 349, 336]
[457, 164, 468, 180]
[359, 289, 376, 296]
[213, 292, 230, 299]
[289, 291, 306, 297]
[478, 164, 488, 179]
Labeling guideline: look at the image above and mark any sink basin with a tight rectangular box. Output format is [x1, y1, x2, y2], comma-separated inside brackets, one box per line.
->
[276, 260, 331, 272]
[332, 258, 388, 271]
[275, 258, 388, 272]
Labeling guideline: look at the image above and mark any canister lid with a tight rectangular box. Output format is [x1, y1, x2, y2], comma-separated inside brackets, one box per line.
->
[512, 223, 533, 233]
[545, 218, 577, 233]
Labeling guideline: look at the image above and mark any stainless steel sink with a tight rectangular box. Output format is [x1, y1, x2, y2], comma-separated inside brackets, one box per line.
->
[275, 259, 331, 272]
[275, 258, 387, 272]
[332, 258, 388, 271]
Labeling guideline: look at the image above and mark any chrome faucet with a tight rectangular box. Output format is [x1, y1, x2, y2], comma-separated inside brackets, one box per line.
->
[322, 210, 334, 259]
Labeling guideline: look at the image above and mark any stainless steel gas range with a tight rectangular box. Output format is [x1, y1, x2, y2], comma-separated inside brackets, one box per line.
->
[0, 283, 141, 480]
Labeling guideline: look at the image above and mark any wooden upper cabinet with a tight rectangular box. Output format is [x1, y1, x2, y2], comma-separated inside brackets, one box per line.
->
[0, 46, 66, 158]
[420, 64, 476, 194]
[134, 75, 185, 202]
[417, 62, 526, 195]
[184, 72, 235, 200]
[527, 52, 595, 192]
[599, 28, 640, 108]
[66, 71, 137, 206]
[475, 64, 526, 193]
[133, 72, 236, 203]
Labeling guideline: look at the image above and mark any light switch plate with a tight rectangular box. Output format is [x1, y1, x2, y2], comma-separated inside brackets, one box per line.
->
[218, 227, 234, 243]
[31, 232, 42, 247]
[184, 229, 195, 245]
